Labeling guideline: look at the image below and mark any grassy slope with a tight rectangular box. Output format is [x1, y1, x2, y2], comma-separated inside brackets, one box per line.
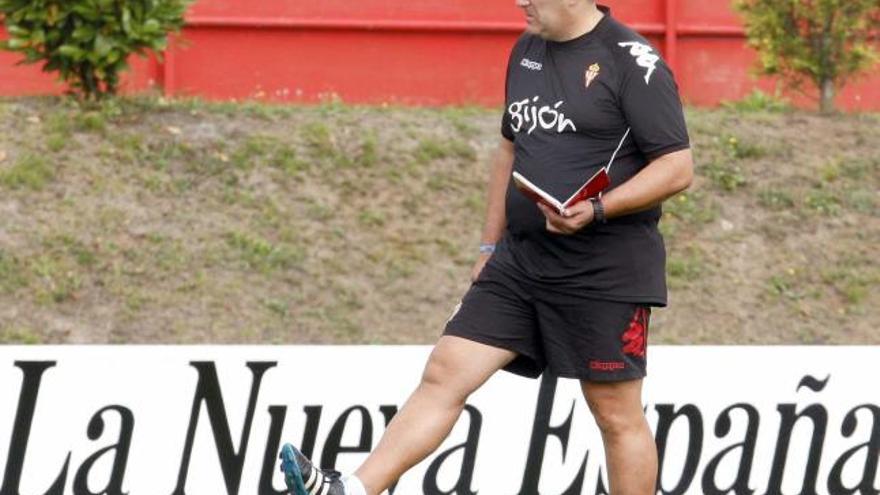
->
[0, 97, 877, 344]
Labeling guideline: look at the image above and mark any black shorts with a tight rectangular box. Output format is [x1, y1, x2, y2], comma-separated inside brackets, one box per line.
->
[444, 261, 651, 382]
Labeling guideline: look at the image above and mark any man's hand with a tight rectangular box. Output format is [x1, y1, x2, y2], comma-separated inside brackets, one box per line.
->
[537, 201, 595, 234]
[470, 252, 492, 282]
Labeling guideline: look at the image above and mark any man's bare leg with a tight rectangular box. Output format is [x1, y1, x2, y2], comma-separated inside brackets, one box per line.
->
[353, 335, 517, 495]
[582, 379, 657, 495]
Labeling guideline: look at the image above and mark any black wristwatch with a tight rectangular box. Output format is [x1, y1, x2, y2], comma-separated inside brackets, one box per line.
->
[590, 197, 607, 224]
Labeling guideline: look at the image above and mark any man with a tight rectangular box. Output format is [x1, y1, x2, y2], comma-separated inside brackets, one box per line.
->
[280, 0, 693, 493]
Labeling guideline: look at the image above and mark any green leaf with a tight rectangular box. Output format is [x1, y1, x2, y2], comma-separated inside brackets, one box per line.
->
[57, 44, 85, 59]
[29, 29, 45, 44]
[105, 49, 120, 64]
[150, 38, 167, 51]
[72, 26, 96, 42]
[7, 25, 28, 36]
[144, 19, 160, 33]
[121, 7, 132, 35]
[6, 38, 27, 49]
[94, 33, 112, 56]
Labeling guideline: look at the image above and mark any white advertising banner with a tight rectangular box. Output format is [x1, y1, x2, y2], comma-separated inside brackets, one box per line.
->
[0, 346, 877, 495]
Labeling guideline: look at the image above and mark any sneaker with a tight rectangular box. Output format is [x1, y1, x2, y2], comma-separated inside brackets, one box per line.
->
[279, 443, 346, 495]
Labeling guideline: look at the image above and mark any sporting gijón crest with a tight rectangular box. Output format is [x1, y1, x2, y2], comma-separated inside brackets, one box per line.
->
[622, 307, 649, 358]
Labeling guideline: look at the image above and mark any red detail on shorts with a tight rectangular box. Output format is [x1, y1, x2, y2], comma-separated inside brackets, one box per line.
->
[622, 307, 649, 358]
[590, 360, 626, 371]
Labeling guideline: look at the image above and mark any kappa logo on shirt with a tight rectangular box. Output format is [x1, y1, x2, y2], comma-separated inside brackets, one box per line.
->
[520, 58, 543, 71]
[618, 41, 659, 84]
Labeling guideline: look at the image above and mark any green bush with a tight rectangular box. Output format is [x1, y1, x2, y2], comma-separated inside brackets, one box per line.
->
[733, 0, 880, 113]
[0, 0, 192, 99]
[721, 89, 790, 113]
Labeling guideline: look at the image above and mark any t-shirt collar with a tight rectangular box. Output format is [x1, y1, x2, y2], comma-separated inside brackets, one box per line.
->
[547, 4, 612, 50]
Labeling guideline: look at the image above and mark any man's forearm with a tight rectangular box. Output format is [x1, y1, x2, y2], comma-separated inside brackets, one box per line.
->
[480, 139, 516, 244]
[602, 148, 693, 219]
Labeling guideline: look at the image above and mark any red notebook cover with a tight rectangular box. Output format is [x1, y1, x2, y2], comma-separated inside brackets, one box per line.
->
[512, 168, 610, 215]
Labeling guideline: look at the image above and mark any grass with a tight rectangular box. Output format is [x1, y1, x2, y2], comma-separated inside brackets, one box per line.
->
[768, 271, 801, 301]
[359, 133, 380, 168]
[840, 158, 875, 181]
[358, 209, 386, 227]
[225, 231, 306, 274]
[724, 135, 767, 160]
[142, 140, 195, 172]
[765, 265, 826, 307]
[47, 134, 68, 152]
[0, 95, 877, 345]
[264, 298, 290, 319]
[0, 154, 54, 190]
[660, 190, 718, 237]
[415, 137, 477, 163]
[75, 111, 107, 133]
[805, 188, 841, 215]
[703, 160, 747, 192]
[722, 89, 791, 113]
[232, 134, 277, 170]
[0, 326, 43, 344]
[846, 189, 876, 214]
[0, 250, 29, 294]
[757, 188, 795, 210]
[31, 254, 83, 304]
[270, 144, 309, 174]
[820, 256, 878, 306]
[302, 122, 337, 155]
[667, 249, 706, 289]
[46, 234, 98, 268]
[45, 109, 73, 134]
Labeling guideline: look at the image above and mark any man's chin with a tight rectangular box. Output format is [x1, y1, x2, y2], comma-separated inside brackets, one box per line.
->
[524, 23, 542, 35]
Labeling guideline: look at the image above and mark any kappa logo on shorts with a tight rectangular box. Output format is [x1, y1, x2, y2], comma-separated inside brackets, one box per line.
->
[590, 360, 625, 371]
[622, 307, 649, 358]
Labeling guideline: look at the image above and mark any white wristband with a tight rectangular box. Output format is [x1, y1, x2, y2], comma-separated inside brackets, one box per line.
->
[479, 243, 496, 254]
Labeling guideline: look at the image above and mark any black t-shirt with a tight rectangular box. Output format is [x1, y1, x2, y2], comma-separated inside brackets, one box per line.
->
[493, 6, 690, 306]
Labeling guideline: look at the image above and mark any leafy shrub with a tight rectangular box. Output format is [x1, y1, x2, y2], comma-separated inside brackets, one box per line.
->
[733, 0, 880, 113]
[722, 89, 790, 113]
[0, 0, 192, 99]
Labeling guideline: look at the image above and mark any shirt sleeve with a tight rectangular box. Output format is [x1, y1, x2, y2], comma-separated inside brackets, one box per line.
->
[501, 37, 524, 142]
[501, 105, 514, 142]
[618, 45, 689, 161]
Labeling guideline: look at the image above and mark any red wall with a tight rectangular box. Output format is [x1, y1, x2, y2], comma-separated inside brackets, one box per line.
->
[2, 0, 879, 110]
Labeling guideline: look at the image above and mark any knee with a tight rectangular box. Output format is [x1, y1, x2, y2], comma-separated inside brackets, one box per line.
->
[420, 356, 447, 389]
[418, 350, 469, 405]
[586, 394, 645, 437]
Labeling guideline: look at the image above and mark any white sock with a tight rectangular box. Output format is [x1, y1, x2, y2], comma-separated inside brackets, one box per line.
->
[342, 475, 368, 495]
